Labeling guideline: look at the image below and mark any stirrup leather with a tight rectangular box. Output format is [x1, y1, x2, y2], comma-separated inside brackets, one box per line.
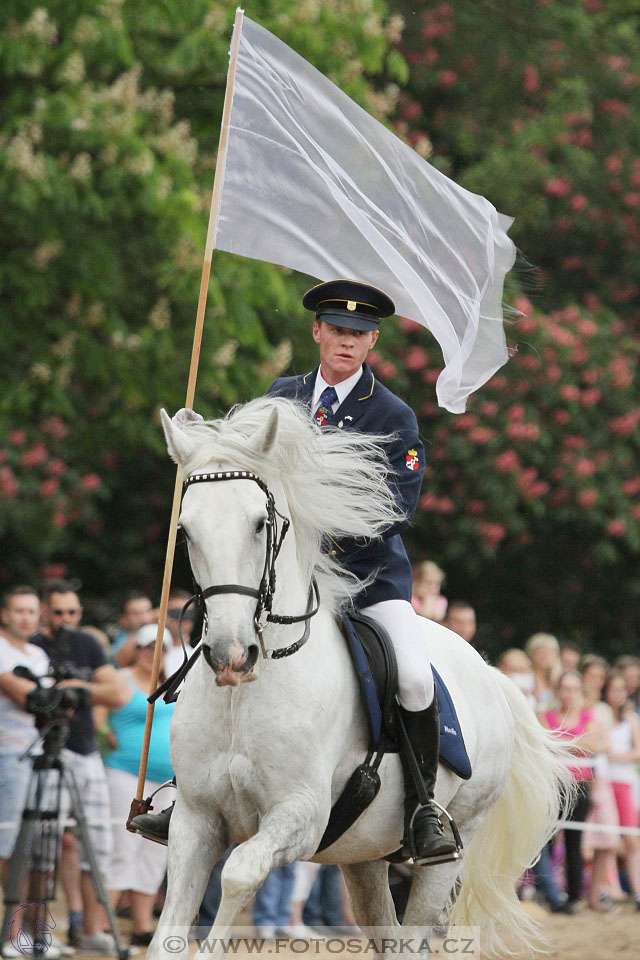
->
[407, 798, 464, 866]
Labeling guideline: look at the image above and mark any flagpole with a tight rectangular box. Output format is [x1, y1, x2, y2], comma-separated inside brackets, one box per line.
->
[131, 7, 245, 812]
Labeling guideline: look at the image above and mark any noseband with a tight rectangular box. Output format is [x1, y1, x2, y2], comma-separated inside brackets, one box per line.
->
[181, 470, 320, 660]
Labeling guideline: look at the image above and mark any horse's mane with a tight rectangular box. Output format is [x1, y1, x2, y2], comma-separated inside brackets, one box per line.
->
[173, 397, 404, 614]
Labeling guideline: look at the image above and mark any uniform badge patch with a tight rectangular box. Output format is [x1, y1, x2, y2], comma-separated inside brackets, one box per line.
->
[406, 449, 420, 471]
[315, 406, 330, 427]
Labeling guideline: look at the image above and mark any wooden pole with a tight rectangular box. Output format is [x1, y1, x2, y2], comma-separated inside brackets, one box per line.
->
[133, 7, 245, 805]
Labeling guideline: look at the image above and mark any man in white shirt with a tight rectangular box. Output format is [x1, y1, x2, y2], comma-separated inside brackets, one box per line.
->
[0, 585, 49, 884]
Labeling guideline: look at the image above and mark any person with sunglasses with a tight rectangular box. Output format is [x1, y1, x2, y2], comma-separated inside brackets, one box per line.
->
[29, 580, 129, 953]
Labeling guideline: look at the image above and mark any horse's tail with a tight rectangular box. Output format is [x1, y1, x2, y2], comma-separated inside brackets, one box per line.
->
[449, 668, 576, 958]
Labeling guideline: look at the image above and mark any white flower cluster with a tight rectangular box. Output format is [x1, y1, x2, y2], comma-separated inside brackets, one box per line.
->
[153, 120, 198, 165]
[24, 8, 58, 45]
[259, 341, 293, 380]
[149, 298, 171, 332]
[59, 51, 85, 86]
[212, 341, 239, 368]
[203, 5, 226, 33]
[7, 135, 46, 181]
[32, 240, 63, 270]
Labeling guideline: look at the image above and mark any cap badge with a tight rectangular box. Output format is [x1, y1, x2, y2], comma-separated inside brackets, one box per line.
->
[347, 300, 357, 311]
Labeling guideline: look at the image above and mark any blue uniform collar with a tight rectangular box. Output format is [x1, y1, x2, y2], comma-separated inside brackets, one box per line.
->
[302, 364, 375, 427]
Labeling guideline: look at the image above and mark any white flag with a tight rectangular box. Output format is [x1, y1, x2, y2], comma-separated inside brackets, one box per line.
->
[213, 14, 516, 413]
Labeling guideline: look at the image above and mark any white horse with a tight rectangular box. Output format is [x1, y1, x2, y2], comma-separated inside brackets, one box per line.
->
[150, 397, 573, 960]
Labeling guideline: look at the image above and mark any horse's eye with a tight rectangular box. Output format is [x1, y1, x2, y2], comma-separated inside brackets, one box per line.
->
[255, 517, 267, 535]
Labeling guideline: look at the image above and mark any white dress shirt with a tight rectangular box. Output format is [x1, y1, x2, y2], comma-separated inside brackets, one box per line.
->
[312, 366, 363, 416]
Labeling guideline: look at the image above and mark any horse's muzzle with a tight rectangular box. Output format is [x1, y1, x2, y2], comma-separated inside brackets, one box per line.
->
[202, 641, 259, 686]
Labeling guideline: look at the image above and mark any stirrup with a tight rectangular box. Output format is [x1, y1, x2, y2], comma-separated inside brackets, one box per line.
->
[128, 779, 176, 845]
[147, 778, 176, 802]
[407, 799, 464, 867]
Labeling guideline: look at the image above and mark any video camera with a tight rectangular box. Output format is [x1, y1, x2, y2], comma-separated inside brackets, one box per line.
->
[44, 623, 86, 683]
[14, 664, 91, 730]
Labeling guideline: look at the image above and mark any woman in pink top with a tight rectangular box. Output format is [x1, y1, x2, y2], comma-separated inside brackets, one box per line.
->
[603, 670, 640, 910]
[539, 671, 600, 912]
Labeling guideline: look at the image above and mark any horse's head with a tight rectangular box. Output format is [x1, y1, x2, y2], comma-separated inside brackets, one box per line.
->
[161, 406, 281, 686]
[160, 396, 403, 684]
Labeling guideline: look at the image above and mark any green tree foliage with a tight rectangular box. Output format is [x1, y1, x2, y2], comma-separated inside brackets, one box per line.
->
[3, 1, 638, 654]
[0, 0, 401, 597]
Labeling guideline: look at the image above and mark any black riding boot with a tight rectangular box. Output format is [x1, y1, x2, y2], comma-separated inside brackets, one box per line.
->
[398, 694, 458, 865]
[130, 801, 174, 846]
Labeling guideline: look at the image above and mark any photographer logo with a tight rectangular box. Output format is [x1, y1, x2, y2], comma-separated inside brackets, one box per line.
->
[7, 904, 56, 956]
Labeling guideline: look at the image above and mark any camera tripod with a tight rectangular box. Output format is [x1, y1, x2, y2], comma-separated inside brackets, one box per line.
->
[0, 719, 130, 960]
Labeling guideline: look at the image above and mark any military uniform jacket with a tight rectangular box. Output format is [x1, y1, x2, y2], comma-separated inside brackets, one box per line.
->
[267, 363, 425, 607]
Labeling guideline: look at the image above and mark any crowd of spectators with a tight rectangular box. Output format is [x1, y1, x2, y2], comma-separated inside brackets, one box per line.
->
[411, 561, 640, 917]
[1, 571, 639, 957]
[0, 581, 358, 956]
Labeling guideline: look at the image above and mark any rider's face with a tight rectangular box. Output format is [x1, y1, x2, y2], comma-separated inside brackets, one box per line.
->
[313, 320, 378, 385]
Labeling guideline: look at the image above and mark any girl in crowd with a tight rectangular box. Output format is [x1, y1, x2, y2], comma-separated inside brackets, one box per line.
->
[603, 670, 640, 910]
[525, 632, 562, 712]
[539, 671, 600, 913]
[411, 560, 447, 623]
[614, 656, 640, 717]
[496, 648, 536, 709]
[104, 625, 175, 946]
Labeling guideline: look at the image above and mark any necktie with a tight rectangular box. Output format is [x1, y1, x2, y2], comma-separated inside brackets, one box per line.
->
[315, 385, 338, 427]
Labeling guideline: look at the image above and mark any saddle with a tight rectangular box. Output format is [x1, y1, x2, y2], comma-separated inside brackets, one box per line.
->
[315, 611, 471, 854]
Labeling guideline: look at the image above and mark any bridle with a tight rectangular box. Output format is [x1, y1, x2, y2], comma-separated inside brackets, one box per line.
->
[180, 470, 320, 660]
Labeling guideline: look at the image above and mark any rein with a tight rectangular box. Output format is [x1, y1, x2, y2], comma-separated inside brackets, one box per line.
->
[181, 470, 320, 660]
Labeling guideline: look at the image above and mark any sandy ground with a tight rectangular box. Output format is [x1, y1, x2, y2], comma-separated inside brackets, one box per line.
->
[22, 897, 637, 960]
[505, 900, 638, 959]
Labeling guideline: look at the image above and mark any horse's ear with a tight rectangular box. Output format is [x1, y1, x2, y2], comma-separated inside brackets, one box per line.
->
[257, 405, 279, 454]
[160, 408, 196, 466]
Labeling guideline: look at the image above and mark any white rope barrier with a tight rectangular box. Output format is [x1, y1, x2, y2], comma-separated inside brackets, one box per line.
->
[556, 819, 640, 836]
[3, 817, 640, 836]
[0, 816, 125, 829]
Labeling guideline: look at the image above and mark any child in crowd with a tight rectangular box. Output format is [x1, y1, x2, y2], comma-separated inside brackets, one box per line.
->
[525, 633, 562, 712]
[411, 561, 447, 623]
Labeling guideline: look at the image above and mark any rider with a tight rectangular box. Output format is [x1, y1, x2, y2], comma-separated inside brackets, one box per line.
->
[268, 279, 457, 865]
[132, 279, 456, 865]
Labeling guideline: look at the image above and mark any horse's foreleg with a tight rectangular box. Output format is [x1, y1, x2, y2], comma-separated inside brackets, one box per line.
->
[149, 801, 227, 960]
[341, 860, 398, 929]
[212, 800, 318, 931]
[398, 861, 464, 960]
[402, 859, 460, 928]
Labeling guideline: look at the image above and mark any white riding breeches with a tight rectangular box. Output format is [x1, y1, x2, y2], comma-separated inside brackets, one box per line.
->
[359, 599, 435, 712]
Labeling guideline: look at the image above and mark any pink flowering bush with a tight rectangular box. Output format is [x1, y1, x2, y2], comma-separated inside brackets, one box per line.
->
[0, 416, 108, 584]
[392, 0, 640, 332]
[376, 297, 639, 648]
[386, 0, 640, 650]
